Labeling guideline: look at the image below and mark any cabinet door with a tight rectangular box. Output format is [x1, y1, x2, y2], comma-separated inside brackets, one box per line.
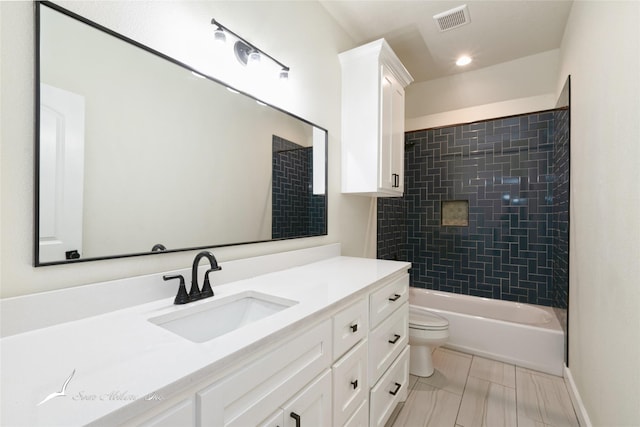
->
[378, 65, 404, 195]
[369, 347, 409, 427]
[390, 73, 405, 194]
[333, 339, 368, 427]
[138, 398, 194, 427]
[343, 399, 368, 427]
[283, 370, 332, 427]
[369, 303, 409, 383]
[198, 320, 332, 426]
[333, 297, 368, 360]
[259, 409, 284, 427]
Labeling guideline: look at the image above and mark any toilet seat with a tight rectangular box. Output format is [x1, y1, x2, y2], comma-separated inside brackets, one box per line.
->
[409, 307, 449, 331]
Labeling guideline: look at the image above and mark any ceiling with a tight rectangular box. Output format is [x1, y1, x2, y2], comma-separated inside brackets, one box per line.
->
[320, 0, 573, 84]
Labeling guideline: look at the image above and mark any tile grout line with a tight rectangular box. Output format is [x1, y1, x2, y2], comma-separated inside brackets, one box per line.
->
[514, 365, 520, 426]
[453, 353, 474, 426]
[396, 350, 579, 427]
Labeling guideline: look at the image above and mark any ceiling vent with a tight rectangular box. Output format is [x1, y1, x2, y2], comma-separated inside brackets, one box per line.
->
[433, 4, 471, 32]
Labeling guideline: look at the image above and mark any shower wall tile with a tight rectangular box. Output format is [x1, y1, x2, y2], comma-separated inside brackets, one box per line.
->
[378, 197, 405, 261]
[552, 109, 570, 310]
[378, 111, 568, 307]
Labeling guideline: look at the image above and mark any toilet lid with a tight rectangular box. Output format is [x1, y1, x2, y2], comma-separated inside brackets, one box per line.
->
[409, 307, 449, 330]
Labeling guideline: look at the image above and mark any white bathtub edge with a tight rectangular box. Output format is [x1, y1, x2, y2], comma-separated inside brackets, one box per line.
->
[444, 343, 564, 377]
[564, 364, 592, 427]
[410, 288, 565, 377]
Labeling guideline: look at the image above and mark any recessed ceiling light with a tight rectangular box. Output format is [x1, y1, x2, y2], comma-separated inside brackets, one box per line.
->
[456, 55, 472, 66]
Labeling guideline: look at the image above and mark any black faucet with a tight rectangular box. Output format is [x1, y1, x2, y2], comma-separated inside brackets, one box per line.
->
[190, 251, 222, 301]
[163, 251, 222, 305]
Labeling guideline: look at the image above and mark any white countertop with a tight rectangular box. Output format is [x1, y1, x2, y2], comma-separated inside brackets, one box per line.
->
[0, 256, 410, 426]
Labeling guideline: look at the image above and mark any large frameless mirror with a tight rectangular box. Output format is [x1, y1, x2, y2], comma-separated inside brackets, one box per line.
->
[35, 2, 327, 266]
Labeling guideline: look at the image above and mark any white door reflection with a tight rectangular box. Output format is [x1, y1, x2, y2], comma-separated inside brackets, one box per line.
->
[39, 84, 85, 262]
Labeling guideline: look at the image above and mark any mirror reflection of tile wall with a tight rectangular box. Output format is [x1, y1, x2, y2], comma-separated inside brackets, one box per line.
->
[272, 136, 326, 239]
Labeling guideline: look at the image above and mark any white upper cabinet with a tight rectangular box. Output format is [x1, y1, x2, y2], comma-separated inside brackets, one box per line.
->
[339, 39, 413, 197]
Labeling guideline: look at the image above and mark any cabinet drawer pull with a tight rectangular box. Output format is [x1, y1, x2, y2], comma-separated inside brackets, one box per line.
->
[389, 382, 402, 396]
[351, 379, 358, 390]
[290, 412, 301, 427]
[388, 293, 401, 302]
[350, 323, 358, 333]
[392, 173, 400, 188]
[388, 334, 401, 344]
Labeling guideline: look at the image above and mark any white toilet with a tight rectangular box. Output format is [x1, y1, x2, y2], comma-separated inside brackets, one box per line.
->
[408, 306, 450, 377]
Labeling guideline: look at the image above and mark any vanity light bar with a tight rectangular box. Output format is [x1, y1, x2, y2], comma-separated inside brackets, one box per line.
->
[211, 18, 290, 79]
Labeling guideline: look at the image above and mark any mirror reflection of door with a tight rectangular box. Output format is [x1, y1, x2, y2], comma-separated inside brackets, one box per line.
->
[38, 83, 85, 262]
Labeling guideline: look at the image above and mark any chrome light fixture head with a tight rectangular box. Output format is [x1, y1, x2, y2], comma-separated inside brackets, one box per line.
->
[213, 26, 226, 43]
[213, 18, 290, 80]
[247, 50, 261, 67]
[233, 40, 253, 66]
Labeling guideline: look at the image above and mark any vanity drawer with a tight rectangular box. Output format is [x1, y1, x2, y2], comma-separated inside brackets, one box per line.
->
[258, 409, 283, 427]
[332, 339, 368, 427]
[343, 398, 368, 427]
[197, 319, 332, 426]
[369, 274, 409, 328]
[139, 398, 194, 427]
[369, 346, 409, 427]
[368, 302, 408, 383]
[333, 297, 368, 360]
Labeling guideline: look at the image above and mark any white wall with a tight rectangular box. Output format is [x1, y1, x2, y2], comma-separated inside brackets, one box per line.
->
[0, 1, 376, 298]
[406, 49, 560, 130]
[557, 1, 640, 425]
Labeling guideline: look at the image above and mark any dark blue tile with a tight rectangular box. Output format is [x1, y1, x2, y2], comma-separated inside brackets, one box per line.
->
[379, 110, 569, 308]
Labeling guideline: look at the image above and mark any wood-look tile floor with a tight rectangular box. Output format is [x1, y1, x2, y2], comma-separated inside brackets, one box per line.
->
[389, 348, 580, 427]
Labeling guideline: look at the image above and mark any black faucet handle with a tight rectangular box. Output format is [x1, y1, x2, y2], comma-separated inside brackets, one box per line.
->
[200, 269, 217, 298]
[163, 274, 190, 305]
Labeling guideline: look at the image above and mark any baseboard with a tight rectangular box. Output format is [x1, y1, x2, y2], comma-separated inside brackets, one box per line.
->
[564, 364, 592, 427]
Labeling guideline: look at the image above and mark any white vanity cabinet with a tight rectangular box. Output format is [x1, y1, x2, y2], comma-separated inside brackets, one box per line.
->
[248, 370, 332, 427]
[102, 265, 410, 427]
[343, 399, 369, 427]
[332, 338, 368, 426]
[282, 370, 332, 427]
[367, 274, 410, 427]
[1, 249, 415, 427]
[333, 297, 368, 360]
[193, 297, 371, 427]
[369, 348, 409, 427]
[339, 38, 413, 197]
[138, 398, 195, 427]
[332, 297, 369, 427]
[134, 279, 409, 427]
[197, 319, 332, 426]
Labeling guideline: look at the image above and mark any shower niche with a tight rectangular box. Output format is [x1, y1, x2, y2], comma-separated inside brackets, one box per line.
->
[441, 200, 469, 227]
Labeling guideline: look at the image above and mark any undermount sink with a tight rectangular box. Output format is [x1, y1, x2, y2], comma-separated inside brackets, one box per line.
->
[149, 291, 297, 343]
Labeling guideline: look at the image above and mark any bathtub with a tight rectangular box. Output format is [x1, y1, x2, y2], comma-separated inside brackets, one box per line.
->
[409, 288, 564, 376]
